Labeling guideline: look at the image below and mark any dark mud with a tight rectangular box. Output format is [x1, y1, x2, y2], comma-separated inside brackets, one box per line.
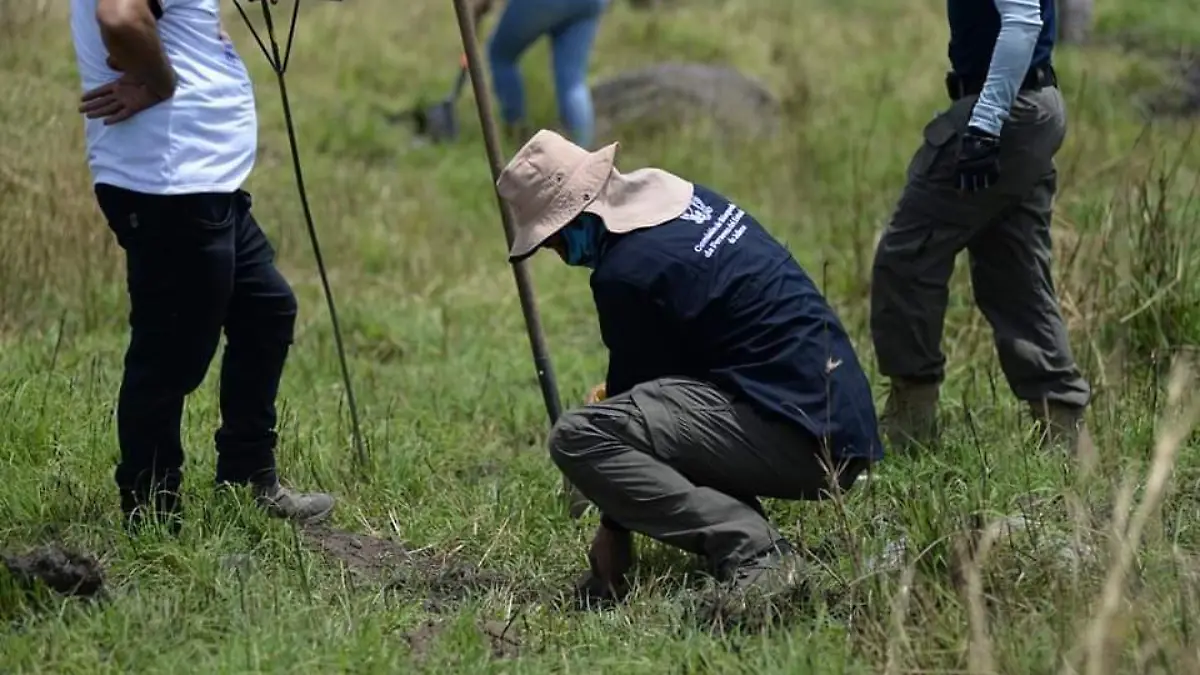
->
[2, 545, 104, 598]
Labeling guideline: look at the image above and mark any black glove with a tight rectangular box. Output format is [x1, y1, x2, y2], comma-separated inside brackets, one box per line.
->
[955, 125, 1002, 192]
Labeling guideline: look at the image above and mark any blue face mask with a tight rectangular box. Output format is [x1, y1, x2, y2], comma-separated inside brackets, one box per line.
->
[558, 212, 607, 268]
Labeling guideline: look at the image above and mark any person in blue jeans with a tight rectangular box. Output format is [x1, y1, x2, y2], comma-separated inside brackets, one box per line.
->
[475, 0, 609, 148]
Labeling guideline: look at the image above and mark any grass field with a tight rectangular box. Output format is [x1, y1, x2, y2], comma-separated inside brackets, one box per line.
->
[4, 0, 1200, 671]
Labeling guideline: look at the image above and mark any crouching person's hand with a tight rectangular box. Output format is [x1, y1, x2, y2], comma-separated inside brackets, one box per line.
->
[575, 521, 633, 608]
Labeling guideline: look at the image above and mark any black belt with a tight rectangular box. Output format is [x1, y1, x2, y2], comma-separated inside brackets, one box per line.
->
[945, 64, 1057, 101]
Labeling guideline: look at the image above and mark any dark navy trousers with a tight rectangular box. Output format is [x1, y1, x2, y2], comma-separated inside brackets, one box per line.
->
[95, 184, 296, 513]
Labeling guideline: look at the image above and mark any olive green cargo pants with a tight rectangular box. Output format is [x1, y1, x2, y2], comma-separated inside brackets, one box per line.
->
[870, 85, 1091, 410]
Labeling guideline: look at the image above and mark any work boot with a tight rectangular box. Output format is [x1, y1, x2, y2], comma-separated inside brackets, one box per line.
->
[1028, 400, 1097, 468]
[700, 539, 807, 627]
[250, 479, 336, 524]
[880, 378, 940, 455]
[728, 539, 805, 596]
[217, 476, 335, 524]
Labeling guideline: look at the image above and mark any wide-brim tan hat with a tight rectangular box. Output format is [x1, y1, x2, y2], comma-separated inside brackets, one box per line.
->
[497, 129, 693, 262]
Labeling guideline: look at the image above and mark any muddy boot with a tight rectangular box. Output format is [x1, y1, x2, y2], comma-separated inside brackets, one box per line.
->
[880, 378, 940, 455]
[700, 539, 806, 627]
[728, 539, 804, 596]
[1029, 400, 1097, 467]
[249, 479, 335, 525]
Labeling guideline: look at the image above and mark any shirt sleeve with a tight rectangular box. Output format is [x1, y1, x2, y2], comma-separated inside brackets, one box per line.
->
[592, 276, 678, 398]
[592, 275, 673, 536]
[968, 0, 1044, 136]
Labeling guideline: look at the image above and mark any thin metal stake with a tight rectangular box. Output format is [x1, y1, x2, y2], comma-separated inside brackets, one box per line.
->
[449, 0, 563, 427]
[232, 0, 369, 473]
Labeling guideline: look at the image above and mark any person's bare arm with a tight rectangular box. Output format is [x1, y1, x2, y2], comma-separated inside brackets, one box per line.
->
[96, 0, 176, 99]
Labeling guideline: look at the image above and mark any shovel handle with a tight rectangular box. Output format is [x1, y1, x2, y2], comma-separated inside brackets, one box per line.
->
[452, 53, 471, 99]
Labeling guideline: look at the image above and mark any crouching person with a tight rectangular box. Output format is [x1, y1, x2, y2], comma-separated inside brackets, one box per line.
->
[495, 130, 884, 601]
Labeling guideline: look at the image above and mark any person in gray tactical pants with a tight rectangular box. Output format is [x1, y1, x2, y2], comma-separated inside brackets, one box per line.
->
[494, 129, 882, 605]
[870, 0, 1093, 460]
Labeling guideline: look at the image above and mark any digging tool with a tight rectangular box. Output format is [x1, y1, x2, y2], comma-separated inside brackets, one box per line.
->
[408, 53, 470, 143]
[449, 0, 585, 517]
[401, 1, 492, 144]
[448, 0, 562, 425]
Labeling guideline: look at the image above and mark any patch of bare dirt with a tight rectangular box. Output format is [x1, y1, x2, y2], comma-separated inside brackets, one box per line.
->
[403, 620, 443, 659]
[480, 619, 523, 658]
[300, 524, 411, 580]
[2, 545, 104, 599]
[403, 618, 523, 661]
[299, 524, 534, 609]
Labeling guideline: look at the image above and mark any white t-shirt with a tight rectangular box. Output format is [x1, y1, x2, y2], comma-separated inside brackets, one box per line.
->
[69, 0, 257, 194]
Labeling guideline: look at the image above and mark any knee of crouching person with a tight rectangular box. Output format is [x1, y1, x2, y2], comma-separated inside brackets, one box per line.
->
[547, 408, 596, 470]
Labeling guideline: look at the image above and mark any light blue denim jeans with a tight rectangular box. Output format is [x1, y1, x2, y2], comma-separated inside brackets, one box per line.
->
[486, 0, 609, 148]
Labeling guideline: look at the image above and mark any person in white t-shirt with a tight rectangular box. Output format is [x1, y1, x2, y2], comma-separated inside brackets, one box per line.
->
[69, 0, 335, 532]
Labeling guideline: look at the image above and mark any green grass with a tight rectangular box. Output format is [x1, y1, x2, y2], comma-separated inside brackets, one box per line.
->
[3, 0, 1200, 671]
[1094, 0, 1200, 47]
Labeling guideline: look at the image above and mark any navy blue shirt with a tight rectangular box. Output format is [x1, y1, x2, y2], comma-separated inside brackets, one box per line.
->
[948, 0, 1055, 87]
[589, 184, 883, 462]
